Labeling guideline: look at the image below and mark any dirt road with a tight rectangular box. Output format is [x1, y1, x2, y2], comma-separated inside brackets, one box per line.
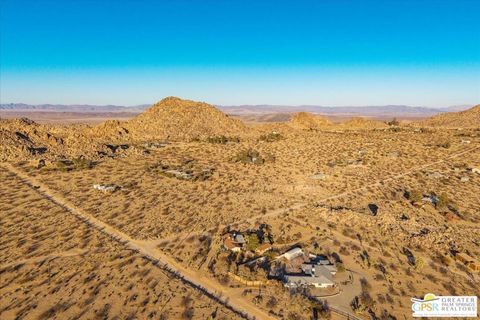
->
[1, 163, 276, 320]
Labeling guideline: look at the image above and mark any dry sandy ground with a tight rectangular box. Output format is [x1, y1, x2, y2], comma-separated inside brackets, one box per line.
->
[0, 166, 243, 320]
[1, 126, 480, 319]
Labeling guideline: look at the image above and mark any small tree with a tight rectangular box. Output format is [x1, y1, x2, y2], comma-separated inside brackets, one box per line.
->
[246, 233, 260, 251]
[313, 300, 331, 319]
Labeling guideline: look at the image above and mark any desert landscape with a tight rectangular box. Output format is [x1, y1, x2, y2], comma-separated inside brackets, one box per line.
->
[1, 97, 479, 319]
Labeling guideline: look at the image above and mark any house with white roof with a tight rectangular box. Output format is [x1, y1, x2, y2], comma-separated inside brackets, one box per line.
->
[283, 254, 338, 288]
[284, 264, 335, 288]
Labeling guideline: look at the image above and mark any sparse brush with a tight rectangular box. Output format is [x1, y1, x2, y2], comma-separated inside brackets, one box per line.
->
[259, 132, 284, 142]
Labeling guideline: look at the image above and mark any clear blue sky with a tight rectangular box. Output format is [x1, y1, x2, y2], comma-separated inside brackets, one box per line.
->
[1, 0, 479, 106]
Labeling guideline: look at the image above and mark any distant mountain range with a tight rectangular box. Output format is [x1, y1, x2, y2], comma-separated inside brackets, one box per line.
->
[0, 102, 473, 118]
[218, 104, 474, 118]
[0, 103, 149, 113]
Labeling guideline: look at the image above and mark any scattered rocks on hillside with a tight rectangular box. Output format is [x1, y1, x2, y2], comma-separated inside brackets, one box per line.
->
[149, 162, 215, 181]
[367, 204, 379, 216]
[418, 105, 480, 128]
[470, 167, 480, 174]
[93, 184, 121, 193]
[235, 149, 275, 165]
[143, 141, 169, 148]
[310, 173, 329, 180]
[402, 247, 416, 266]
[27, 146, 48, 155]
[428, 172, 444, 179]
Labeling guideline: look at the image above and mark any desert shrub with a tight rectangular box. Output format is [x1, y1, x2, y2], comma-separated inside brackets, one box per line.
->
[388, 127, 402, 132]
[351, 292, 375, 313]
[336, 262, 346, 273]
[234, 149, 264, 165]
[436, 193, 449, 211]
[442, 281, 457, 295]
[380, 309, 397, 320]
[181, 307, 194, 319]
[456, 262, 468, 272]
[350, 243, 361, 252]
[408, 189, 423, 203]
[425, 273, 438, 282]
[266, 296, 278, 308]
[37, 302, 72, 319]
[287, 312, 302, 320]
[259, 132, 284, 142]
[374, 273, 385, 281]
[387, 118, 399, 126]
[339, 246, 350, 256]
[53, 160, 70, 172]
[414, 257, 425, 270]
[207, 135, 240, 144]
[377, 294, 386, 304]
[218, 274, 230, 285]
[360, 278, 371, 292]
[436, 140, 451, 148]
[252, 295, 263, 304]
[441, 255, 452, 266]
[73, 157, 93, 169]
[180, 295, 192, 307]
[312, 300, 331, 319]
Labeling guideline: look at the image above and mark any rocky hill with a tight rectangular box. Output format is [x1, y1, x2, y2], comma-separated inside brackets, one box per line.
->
[340, 117, 388, 129]
[0, 118, 123, 161]
[0, 118, 67, 161]
[0, 97, 249, 161]
[125, 97, 246, 141]
[418, 105, 480, 128]
[288, 112, 332, 130]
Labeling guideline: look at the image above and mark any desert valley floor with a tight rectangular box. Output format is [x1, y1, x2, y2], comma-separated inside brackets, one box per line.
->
[1, 98, 479, 320]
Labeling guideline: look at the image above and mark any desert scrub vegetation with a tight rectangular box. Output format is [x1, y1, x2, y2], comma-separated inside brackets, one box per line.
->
[206, 135, 240, 144]
[435, 140, 451, 148]
[406, 189, 423, 204]
[234, 148, 275, 164]
[435, 192, 449, 211]
[386, 118, 400, 126]
[259, 131, 284, 142]
[40, 158, 94, 172]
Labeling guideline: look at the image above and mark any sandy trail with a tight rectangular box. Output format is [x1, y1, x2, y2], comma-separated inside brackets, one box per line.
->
[1, 163, 276, 320]
[0, 248, 89, 270]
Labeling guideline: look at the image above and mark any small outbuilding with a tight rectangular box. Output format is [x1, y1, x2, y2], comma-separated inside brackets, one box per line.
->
[282, 247, 304, 261]
[255, 243, 273, 255]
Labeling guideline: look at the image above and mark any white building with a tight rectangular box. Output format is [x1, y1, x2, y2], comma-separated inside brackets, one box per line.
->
[281, 247, 304, 261]
[284, 265, 335, 288]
